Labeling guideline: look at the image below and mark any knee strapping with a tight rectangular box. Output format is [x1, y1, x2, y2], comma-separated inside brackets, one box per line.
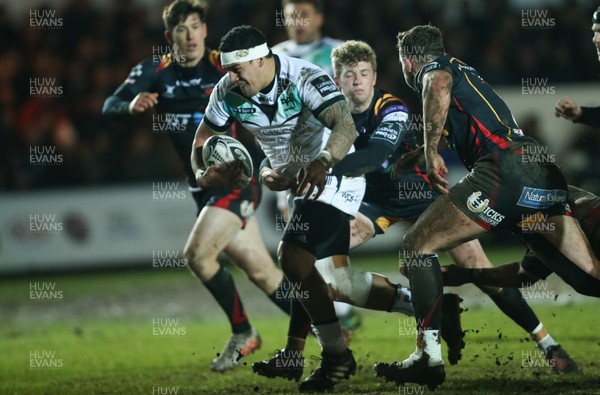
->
[314, 257, 373, 306]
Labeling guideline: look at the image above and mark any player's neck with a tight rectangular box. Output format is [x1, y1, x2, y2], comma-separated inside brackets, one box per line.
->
[348, 91, 374, 114]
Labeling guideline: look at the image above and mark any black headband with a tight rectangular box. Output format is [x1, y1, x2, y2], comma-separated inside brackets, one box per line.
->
[594, 7, 600, 23]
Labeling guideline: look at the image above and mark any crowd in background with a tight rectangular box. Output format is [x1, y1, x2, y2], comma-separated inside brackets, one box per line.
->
[2, 0, 599, 192]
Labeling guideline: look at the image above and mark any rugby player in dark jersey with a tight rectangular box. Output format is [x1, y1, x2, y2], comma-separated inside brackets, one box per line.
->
[102, 0, 293, 372]
[554, 6, 600, 127]
[252, 40, 576, 384]
[373, 25, 600, 389]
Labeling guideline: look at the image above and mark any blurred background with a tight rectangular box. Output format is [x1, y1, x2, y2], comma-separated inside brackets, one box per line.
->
[1, 0, 600, 273]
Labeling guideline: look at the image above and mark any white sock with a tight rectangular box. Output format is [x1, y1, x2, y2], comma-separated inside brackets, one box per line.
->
[537, 334, 558, 354]
[312, 321, 347, 354]
[390, 286, 414, 316]
[333, 301, 353, 316]
[421, 330, 443, 366]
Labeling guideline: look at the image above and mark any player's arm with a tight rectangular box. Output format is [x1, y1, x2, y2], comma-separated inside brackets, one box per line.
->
[102, 60, 159, 117]
[296, 101, 357, 200]
[332, 106, 408, 177]
[422, 69, 452, 194]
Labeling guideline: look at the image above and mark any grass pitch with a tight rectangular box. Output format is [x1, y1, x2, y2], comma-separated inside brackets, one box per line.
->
[1, 251, 600, 394]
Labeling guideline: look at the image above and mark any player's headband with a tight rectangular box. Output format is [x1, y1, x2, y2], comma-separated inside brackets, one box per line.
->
[220, 43, 269, 66]
[593, 7, 600, 23]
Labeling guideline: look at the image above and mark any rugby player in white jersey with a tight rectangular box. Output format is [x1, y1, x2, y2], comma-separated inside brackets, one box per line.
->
[191, 25, 362, 392]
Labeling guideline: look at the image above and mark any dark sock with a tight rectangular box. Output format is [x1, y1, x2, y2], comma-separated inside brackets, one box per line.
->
[204, 265, 251, 334]
[479, 286, 539, 332]
[267, 277, 293, 315]
[288, 300, 312, 339]
[405, 253, 443, 331]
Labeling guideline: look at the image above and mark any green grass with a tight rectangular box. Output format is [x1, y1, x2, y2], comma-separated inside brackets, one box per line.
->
[1, 252, 600, 394]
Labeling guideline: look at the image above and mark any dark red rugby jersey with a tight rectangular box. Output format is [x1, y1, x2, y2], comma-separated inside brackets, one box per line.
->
[414, 54, 534, 170]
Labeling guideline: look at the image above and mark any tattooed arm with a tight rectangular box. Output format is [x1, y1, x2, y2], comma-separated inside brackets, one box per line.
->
[422, 69, 452, 194]
[295, 101, 358, 200]
[318, 101, 358, 164]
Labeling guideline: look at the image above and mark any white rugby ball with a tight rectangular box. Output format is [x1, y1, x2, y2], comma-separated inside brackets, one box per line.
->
[202, 135, 253, 186]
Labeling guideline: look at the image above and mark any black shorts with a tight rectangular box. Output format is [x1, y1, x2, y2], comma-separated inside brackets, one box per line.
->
[191, 178, 262, 227]
[281, 200, 351, 259]
[449, 144, 570, 232]
[360, 176, 438, 234]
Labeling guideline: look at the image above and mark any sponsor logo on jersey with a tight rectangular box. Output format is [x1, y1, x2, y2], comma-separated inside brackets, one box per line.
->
[232, 107, 256, 114]
[310, 75, 337, 97]
[371, 124, 400, 144]
[517, 187, 567, 209]
[466, 191, 505, 226]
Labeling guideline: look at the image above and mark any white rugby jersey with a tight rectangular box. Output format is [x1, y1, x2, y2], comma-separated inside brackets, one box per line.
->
[204, 54, 351, 180]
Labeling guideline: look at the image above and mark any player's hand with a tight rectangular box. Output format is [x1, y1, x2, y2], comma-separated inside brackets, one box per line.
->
[259, 167, 293, 191]
[128, 92, 159, 114]
[426, 153, 449, 194]
[391, 146, 425, 180]
[197, 161, 244, 190]
[440, 264, 471, 286]
[554, 97, 582, 121]
[296, 160, 328, 201]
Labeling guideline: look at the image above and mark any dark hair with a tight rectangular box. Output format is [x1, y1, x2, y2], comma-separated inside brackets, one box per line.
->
[282, 0, 323, 13]
[396, 25, 445, 63]
[162, 0, 208, 32]
[219, 25, 272, 57]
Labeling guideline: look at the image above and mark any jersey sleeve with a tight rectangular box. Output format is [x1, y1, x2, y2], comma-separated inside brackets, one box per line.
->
[415, 60, 454, 95]
[371, 96, 410, 149]
[297, 66, 345, 119]
[576, 106, 600, 128]
[203, 76, 235, 133]
[102, 58, 157, 117]
[332, 97, 410, 177]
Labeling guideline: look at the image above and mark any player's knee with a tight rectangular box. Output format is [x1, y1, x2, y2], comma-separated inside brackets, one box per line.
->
[329, 266, 372, 306]
[184, 241, 217, 278]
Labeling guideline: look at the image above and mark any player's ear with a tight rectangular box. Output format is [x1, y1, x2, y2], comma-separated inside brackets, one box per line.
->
[201, 22, 207, 39]
[373, 71, 377, 86]
[333, 76, 341, 89]
[165, 30, 173, 45]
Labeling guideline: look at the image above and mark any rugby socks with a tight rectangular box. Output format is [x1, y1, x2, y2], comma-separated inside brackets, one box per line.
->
[204, 265, 251, 334]
[404, 253, 443, 332]
[267, 277, 293, 315]
[312, 320, 347, 354]
[532, 323, 558, 353]
[389, 285, 414, 315]
[479, 286, 539, 332]
[404, 252, 444, 364]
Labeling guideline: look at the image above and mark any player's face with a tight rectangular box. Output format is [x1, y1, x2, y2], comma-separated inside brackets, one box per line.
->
[225, 59, 263, 97]
[284, 3, 323, 44]
[336, 61, 376, 108]
[592, 23, 600, 62]
[168, 13, 207, 66]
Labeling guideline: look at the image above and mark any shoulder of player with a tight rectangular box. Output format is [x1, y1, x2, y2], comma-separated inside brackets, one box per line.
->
[373, 89, 408, 118]
[272, 40, 292, 52]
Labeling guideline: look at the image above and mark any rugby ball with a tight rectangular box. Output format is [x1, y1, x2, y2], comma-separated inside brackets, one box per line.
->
[202, 135, 253, 186]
